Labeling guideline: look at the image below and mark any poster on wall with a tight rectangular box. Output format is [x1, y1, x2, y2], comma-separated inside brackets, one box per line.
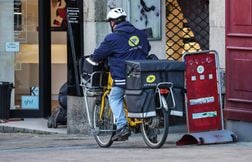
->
[129, 0, 161, 40]
[51, 0, 67, 31]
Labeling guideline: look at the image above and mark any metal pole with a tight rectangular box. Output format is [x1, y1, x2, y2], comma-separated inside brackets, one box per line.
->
[38, 0, 51, 117]
[67, 0, 84, 96]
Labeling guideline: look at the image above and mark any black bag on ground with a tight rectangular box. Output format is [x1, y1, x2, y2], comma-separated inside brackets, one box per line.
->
[58, 82, 67, 109]
[47, 82, 67, 128]
[125, 89, 156, 118]
[47, 106, 67, 128]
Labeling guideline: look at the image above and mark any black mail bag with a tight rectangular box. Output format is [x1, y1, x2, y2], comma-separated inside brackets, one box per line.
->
[126, 60, 185, 90]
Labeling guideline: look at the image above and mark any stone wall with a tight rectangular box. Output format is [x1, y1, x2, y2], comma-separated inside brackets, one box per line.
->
[0, 1, 15, 108]
[209, 0, 226, 68]
[83, 0, 167, 58]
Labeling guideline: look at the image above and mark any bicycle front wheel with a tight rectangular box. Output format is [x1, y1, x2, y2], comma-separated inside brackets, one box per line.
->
[93, 96, 115, 148]
[141, 107, 169, 148]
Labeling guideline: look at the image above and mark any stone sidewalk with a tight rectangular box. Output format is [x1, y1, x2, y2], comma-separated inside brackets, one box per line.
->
[0, 132, 251, 162]
[0, 118, 66, 134]
[0, 118, 250, 162]
[0, 118, 187, 135]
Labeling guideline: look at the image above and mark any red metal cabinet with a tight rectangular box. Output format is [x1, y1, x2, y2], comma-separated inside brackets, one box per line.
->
[184, 52, 222, 132]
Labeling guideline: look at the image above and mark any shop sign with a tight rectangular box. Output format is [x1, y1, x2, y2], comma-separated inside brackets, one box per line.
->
[5, 42, 20, 52]
[21, 96, 39, 109]
[30, 86, 39, 96]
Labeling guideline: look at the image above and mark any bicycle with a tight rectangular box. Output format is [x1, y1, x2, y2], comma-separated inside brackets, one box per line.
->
[80, 57, 176, 149]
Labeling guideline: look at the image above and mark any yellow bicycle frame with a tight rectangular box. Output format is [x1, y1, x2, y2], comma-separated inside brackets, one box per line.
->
[99, 73, 142, 127]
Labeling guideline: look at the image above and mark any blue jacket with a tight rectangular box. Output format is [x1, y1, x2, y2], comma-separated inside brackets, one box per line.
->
[92, 21, 151, 88]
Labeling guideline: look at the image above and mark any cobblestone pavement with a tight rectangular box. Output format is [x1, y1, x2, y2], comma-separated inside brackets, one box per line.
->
[0, 133, 252, 162]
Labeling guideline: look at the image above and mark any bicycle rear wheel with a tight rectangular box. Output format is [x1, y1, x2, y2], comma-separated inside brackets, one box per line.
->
[93, 96, 115, 147]
[141, 107, 169, 148]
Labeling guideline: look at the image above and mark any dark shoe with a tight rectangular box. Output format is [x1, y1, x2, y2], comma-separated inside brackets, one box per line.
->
[111, 125, 131, 141]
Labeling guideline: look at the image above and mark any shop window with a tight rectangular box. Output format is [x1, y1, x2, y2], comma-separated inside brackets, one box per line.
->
[14, 0, 22, 31]
[165, 0, 209, 60]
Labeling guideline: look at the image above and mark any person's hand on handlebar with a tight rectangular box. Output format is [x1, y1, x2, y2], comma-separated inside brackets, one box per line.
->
[86, 57, 99, 66]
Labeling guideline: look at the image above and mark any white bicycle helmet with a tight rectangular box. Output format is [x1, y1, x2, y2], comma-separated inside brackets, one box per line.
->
[106, 8, 127, 21]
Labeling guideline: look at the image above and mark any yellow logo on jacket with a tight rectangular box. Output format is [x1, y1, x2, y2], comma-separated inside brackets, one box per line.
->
[128, 36, 140, 47]
[146, 75, 156, 83]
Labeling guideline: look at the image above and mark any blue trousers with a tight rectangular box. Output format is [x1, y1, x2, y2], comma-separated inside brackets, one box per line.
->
[109, 86, 127, 130]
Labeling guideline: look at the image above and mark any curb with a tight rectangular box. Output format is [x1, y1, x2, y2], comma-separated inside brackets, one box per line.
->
[0, 125, 57, 134]
[0, 124, 187, 135]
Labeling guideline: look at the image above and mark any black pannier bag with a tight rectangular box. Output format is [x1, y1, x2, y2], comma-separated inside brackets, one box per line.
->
[125, 60, 185, 90]
[79, 56, 107, 89]
[125, 89, 156, 118]
[168, 88, 185, 117]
